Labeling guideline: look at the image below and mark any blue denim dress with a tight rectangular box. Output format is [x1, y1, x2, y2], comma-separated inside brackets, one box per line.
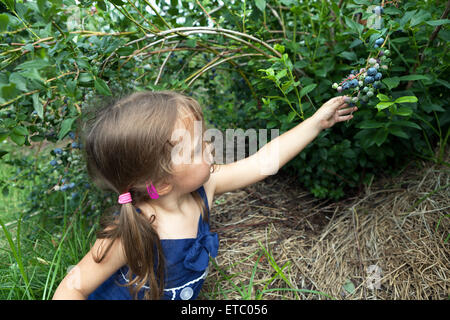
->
[87, 185, 219, 300]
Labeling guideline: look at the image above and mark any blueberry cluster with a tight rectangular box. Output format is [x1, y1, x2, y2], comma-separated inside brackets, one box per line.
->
[48, 131, 88, 199]
[331, 5, 391, 106]
[331, 52, 389, 105]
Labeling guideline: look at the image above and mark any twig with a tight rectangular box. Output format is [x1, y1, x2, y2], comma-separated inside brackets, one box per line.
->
[155, 27, 282, 58]
[186, 53, 264, 87]
[154, 42, 179, 85]
[195, 0, 219, 27]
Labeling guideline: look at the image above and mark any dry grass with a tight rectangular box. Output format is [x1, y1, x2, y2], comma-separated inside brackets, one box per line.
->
[202, 150, 449, 300]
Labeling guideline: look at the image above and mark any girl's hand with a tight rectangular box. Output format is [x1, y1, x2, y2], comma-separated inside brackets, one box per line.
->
[311, 96, 358, 130]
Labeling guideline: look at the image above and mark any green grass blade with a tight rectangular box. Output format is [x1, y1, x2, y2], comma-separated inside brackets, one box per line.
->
[0, 216, 34, 299]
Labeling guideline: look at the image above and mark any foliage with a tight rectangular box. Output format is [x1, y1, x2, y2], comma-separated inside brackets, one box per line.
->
[0, 0, 449, 301]
[0, 0, 449, 201]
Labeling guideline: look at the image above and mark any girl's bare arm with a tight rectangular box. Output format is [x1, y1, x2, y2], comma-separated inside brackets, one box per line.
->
[52, 236, 126, 300]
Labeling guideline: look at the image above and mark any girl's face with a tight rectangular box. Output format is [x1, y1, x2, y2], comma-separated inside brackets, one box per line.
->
[169, 114, 214, 194]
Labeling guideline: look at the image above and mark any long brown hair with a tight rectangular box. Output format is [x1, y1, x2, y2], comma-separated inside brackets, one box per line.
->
[80, 90, 216, 300]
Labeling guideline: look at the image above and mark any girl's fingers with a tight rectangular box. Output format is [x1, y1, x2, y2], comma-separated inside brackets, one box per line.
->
[328, 96, 347, 107]
[338, 106, 357, 114]
[342, 114, 354, 121]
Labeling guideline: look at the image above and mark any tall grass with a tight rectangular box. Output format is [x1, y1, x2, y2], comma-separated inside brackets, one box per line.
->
[0, 141, 99, 299]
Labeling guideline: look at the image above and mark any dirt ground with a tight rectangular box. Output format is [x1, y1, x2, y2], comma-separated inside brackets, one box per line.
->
[203, 151, 449, 300]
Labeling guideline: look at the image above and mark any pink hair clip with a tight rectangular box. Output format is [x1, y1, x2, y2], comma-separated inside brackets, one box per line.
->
[147, 182, 159, 199]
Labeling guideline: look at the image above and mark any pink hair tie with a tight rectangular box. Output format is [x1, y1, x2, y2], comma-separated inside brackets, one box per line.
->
[118, 192, 132, 204]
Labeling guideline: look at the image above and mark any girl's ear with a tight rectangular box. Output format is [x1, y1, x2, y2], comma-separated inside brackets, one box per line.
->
[153, 181, 173, 196]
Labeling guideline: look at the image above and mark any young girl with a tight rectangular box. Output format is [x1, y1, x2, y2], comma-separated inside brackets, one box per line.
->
[52, 90, 356, 300]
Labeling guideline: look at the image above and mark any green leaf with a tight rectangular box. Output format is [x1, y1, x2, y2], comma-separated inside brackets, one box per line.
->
[426, 19, 450, 26]
[281, 80, 294, 93]
[0, 13, 9, 32]
[267, 120, 278, 129]
[17, 69, 44, 83]
[9, 132, 26, 146]
[94, 76, 112, 96]
[344, 16, 363, 35]
[349, 39, 363, 48]
[436, 79, 450, 89]
[391, 120, 421, 130]
[376, 101, 395, 111]
[12, 126, 28, 136]
[394, 96, 418, 104]
[300, 84, 317, 98]
[1, 82, 17, 100]
[382, 77, 400, 90]
[276, 69, 287, 81]
[185, 38, 197, 48]
[338, 51, 357, 61]
[32, 93, 43, 120]
[377, 93, 390, 102]
[58, 117, 76, 140]
[107, 0, 126, 5]
[343, 280, 355, 294]
[14, 59, 52, 71]
[254, 0, 266, 12]
[287, 110, 297, 123]
[0, 131, 9, 142]
[9, 73, 28, 92]
[374, 128, 388, 147]
[399, 75, 429, 81]
[394, 106, 413, 117]
[356, 120, 385, 129]
[388, 126, 409, 139]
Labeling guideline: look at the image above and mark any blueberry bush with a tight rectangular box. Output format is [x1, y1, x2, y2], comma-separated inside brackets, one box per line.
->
[0, 0, 449, 300]
[0, 0, 449, 207]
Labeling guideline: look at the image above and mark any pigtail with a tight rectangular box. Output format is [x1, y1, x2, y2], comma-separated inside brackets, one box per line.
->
[118, 201, 165, 300]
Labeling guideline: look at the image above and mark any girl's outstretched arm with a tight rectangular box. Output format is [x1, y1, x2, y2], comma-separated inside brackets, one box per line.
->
[52, 235, 126, 300]
[210, 96, 355, 196]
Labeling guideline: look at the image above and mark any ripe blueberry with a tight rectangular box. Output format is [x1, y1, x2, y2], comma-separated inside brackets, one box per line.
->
[374, 73, 382, 81]
[375, 38, 384, 46]
[367, 68, 377, 76]
[364, 76, 375, 84]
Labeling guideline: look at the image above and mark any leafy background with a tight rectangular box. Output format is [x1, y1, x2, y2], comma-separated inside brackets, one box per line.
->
[0, 0, 448, 299]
